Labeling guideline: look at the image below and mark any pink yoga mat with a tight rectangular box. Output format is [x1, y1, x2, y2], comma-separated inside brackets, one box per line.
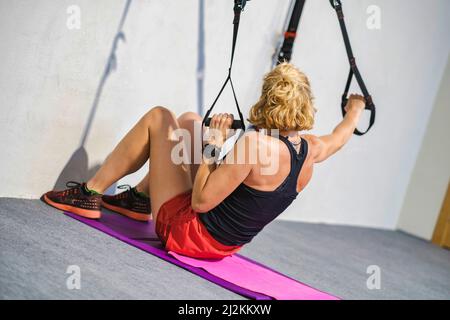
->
[65, 210, 339, 300]
[170, 252, 338, 300]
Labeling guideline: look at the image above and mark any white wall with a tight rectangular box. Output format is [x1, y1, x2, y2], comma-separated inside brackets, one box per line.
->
[397, 56, 450, 240]
[0, 0, 449, 230]
[281, 0, 450, 229]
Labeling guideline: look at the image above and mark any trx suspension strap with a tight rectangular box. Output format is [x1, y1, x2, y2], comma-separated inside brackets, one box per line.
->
[273, 0, 306, 67]
[202, 0, 248, 131]
[330, 0, 376, 135]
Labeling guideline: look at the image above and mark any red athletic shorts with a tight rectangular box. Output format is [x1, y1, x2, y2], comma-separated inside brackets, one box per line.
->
[155, 191, 242, 259]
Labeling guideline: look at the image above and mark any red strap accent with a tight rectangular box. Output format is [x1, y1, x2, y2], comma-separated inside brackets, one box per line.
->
[284, 31, 297, 39]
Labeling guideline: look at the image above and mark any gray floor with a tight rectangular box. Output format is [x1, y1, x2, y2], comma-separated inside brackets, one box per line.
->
[0, 198, 449, 300]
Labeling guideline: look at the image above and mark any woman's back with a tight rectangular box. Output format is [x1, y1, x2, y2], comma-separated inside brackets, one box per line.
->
[191, 62, 367, 256]
[199, 132, 310, 246]
[242, 132, 314, 194]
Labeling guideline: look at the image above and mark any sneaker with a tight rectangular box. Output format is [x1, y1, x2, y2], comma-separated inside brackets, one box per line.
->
[101, 185, 151, 222]
[42, 181, 102, 219]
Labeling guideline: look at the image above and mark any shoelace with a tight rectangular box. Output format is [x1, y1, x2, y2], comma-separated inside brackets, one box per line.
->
[116, 184, 133, 200]
[116, 184, 149, 200]
[117, 184, 132, 191]
[66, 181, 82, 188]
[62, 181, 83, 196]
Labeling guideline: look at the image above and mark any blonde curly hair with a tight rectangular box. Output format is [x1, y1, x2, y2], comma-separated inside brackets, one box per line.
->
[248, 62, 315, 131]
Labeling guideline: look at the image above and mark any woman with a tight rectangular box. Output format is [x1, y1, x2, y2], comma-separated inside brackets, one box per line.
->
[43, 62, 366, 259]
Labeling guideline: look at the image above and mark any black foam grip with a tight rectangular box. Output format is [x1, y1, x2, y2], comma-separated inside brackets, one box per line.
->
[204, 118, 244, 130]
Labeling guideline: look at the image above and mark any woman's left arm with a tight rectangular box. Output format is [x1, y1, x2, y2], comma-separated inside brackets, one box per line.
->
[191, 115, 254, 212]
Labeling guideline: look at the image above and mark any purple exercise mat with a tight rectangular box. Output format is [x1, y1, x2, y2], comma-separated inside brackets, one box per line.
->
[64, 210, 338, 300]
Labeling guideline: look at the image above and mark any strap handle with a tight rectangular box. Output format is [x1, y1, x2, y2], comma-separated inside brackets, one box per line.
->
[330, 0, 376, 136]
[202, 0, 247, 131]
[340, 69, 376, 136]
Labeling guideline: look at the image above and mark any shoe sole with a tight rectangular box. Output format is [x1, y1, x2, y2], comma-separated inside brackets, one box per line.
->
[43, 194, 101, 219]
[101, 201, 151, 222]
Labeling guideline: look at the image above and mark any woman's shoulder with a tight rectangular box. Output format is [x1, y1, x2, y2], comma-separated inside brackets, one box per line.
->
[300, 134, 321, 162]
[238, 129, 281, 147]
[236, 129, 262, 145]
[230, 130, 281, 161]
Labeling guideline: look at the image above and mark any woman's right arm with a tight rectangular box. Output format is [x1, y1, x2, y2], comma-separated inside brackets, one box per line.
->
[305, 94, 366, 163]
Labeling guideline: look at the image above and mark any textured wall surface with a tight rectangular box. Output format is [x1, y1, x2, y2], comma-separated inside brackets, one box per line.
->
[0, 0, 449, 229]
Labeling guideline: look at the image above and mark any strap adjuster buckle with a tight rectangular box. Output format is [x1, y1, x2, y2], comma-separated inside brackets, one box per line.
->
[284, 31, 297, 39]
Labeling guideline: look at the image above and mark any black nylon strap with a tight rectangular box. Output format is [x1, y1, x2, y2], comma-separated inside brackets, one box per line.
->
[202, 0, 247, 131]
[276, 0, 306, 65]
[330, 0, 376, 136]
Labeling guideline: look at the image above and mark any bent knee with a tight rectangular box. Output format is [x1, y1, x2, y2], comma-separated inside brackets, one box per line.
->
[144, 106, 176, 125]
[177, 112, 202, 132]
[178, 111, 202, 123]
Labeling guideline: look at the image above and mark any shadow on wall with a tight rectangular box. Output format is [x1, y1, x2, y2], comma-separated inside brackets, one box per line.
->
[53, 0, 133, 194]
[197, 0, 205, 116]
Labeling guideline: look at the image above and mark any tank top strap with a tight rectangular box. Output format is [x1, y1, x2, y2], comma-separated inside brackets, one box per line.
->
[278, 135, 309, 192]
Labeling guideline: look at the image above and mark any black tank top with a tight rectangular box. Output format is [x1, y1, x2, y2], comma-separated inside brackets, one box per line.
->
[199, 134, 309, 246]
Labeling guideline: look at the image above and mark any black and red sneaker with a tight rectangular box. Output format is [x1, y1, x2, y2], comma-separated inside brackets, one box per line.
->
[101, 185, 151, 222]
[42, 181, 102, 219]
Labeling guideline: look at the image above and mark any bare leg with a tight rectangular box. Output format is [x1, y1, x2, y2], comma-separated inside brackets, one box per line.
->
[146, 107, 192, 218]
[175, 112, 203, 181]
[134, 112, 202, 193]
[87, 113, 152, 193]
[135, 172, 150, 195]
[87, 106, 192, 221]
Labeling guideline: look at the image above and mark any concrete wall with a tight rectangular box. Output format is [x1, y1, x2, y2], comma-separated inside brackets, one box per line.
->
[397, 56, 450, 240]
[0, 0, 449, 230]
